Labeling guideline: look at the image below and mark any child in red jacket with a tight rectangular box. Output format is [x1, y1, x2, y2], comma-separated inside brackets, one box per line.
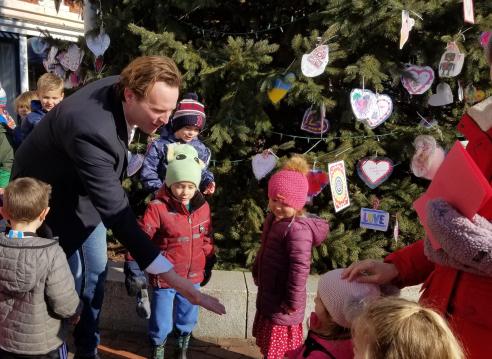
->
[140, 144, 215, 359]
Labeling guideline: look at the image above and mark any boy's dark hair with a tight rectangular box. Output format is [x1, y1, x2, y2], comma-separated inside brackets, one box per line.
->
[4, 177, 51, 222]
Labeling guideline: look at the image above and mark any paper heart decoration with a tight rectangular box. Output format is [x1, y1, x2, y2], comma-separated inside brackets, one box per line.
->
[307, 169, 329, 199]
[30, 37, 49, 55]
[357, 157, 394, 189]
[301, 45, 329, 77]
[411, 135, 445, 180]
[350, 89, 378, 120]
[401, 65, 435, 95]
[252, 152, 277, 180]
[428, 82, 453, 107]
[57, 44, 84, 72]
[366, 94, 393, 129]
[267, 73, 295, 104]
[400, 10, 415, 49]
[43, 46, 59, 72]
[86, 30, 111, 57]
[438, 42, 464, 78]
[127, 152, 145, 177]
[301, 106, 329, 134]
[480, 31, 491, 48]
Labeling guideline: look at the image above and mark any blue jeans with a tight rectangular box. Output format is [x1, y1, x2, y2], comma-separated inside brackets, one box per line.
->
[148, 284, 200, 346]
[68, 223, 108, 356]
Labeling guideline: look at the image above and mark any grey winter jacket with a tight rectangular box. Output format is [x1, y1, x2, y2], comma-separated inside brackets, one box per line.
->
[0, 234, 80, 355]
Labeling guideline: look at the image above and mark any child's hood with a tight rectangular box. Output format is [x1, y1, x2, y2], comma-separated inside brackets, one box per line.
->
[0, 235, 58, 293]
[295, 214, 329, 247]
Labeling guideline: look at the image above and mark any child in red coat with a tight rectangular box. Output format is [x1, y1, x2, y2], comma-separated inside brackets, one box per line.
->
[140, 144, 215, 359]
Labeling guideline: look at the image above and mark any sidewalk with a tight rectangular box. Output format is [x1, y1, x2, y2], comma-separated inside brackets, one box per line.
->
[67, 329, 262, 359]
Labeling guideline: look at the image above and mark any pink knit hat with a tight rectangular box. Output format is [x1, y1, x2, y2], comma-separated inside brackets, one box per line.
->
[268, 156, 309, 210]
[318, 269, 380, 328]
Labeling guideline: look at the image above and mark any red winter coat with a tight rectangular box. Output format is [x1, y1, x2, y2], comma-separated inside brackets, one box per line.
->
[138, 187, 214, 288]
[253, 213, 329, 326]
[384, 113, 492, 359]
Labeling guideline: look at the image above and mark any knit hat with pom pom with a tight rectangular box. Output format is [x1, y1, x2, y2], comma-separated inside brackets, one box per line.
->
[171, 93, 206, 132]
[268, 155, 309, 210]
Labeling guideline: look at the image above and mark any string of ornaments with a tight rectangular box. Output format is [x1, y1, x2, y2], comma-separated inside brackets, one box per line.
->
[253, 1, 485, 237]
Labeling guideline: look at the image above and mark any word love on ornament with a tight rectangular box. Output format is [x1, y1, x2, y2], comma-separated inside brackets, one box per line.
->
[360, 208, 390, 231]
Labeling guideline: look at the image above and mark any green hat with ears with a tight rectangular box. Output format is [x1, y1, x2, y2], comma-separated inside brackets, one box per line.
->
[165, 143, 203, 188]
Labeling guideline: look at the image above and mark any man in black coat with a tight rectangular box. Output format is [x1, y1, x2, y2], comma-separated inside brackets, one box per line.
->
[12, 56, 224, 359]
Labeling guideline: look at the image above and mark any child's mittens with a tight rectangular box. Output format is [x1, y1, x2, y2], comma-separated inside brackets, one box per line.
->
[201, 254, 217, 287]
[136, 289, 151, 319]
[124, 260, 148, 296]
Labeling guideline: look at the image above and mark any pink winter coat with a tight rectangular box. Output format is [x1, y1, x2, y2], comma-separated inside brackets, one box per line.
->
[138, 187, 214, 288]
[287, 331, 353, 359]
[383, 112, 492, 359]
[253, 213, 329, 326]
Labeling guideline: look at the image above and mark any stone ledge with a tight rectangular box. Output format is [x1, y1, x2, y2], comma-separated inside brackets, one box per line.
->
[101, 261, 421, 338]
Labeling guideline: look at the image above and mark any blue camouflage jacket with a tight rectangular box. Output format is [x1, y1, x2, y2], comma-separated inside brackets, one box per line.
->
[140, 125, 214, 192]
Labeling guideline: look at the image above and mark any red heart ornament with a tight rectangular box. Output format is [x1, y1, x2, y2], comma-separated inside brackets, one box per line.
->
[307, 169, 329, 198]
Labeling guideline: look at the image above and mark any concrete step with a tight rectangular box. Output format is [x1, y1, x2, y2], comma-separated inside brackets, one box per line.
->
[101, 261, 421, 339]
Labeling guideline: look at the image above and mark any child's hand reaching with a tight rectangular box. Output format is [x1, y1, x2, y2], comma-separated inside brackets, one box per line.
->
[203, 181, 216, 195]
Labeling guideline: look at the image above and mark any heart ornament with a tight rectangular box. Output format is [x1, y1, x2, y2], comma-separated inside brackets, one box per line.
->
[30, 37, 49, 55]
[301, 106, 329, 134]
[350, 89, 378, 121]
[357, 157, 394, 189]
[401, 65, 435, 95]
[86, 30, 111, 57]
[252, 152, 277, 180]
[127, 152, 145, 177]
[57, 44, 84, 72]
[267, 72, 295, 104]
[428, 82, 453, 107]
[366, 94, 393, 129]
[43, 46, 59, 72]
[307, 169, 329, 199]
[301, 45, 329, 77]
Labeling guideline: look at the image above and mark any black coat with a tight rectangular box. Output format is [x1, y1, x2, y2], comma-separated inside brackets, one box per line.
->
[12, 76, 160, 268]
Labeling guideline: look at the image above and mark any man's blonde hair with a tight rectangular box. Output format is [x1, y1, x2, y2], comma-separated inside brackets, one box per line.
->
[14, 91, 38, 111]
[3, 178, 51, 222]
[118, 56, 181, 100]
[352, 297, 464, 359]
[37, 73, 64, 94]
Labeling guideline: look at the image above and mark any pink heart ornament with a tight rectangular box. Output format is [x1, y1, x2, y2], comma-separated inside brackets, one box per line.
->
[43, 46, 59, 72]
[301, 107, 329, 134]
[301, 45, 329, 77]
[366, 94, 393, 129]
[428, 82, 453, 107]
[401, 65, 435, 95]
[350, 89, 378, 120]
[356, 157, 394, 189]
[86, 30, 110, 57]
[252, 153, 277, 180]
[57, 44, 84, 72]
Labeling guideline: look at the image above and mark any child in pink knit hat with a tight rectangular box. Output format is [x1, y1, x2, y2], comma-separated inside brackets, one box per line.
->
[287, 269, 381, 359]
[252, 155, 329, 359]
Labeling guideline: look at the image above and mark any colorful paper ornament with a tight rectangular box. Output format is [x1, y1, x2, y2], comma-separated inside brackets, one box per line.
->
[301, 45, 329, 78]
[86, 30, 111, 58]
[252, 151, 277, 180]
[127, 152, 145, 177]
[480, 32, 491, 48]
[301, 104, 329, 134]
[94, 56, 105, 73]
[463, 0, 475, 24]
[30, 37, 49, 55]
[428, 82, 453, 107]
[411, 135, 445, 180]
[360, 208, 390, 231]
[328, 160, 350, 212]
[57, 44, 84, 72]
[464, 84, 486, 105]
[366, 94, 393, 129]
[401, 65, 435, 95]
[399, 10, 415, 49]
[267, 73, 295, 104]
[306, 169, 329, 200]
[350, 89, 377, 121]
[43, 46, 59, 73]
[356, 157, 394, 189]
[438, 42, 465, 78]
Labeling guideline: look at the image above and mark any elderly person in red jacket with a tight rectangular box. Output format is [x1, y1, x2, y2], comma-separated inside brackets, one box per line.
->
[342, 35, 492, 359]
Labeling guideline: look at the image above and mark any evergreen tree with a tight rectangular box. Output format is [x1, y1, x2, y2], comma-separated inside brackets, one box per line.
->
[100, 0, 492, 272]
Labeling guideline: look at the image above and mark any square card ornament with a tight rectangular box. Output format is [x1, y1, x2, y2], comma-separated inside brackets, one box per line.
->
[360, 208, 390, 231]
[328, 161, 350, 212]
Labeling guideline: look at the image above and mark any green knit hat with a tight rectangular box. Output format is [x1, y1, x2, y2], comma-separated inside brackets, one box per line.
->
[165, 143, 202, 188]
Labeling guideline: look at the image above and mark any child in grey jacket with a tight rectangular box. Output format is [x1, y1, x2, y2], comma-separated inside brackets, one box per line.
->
[0, 177, 81, 358]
